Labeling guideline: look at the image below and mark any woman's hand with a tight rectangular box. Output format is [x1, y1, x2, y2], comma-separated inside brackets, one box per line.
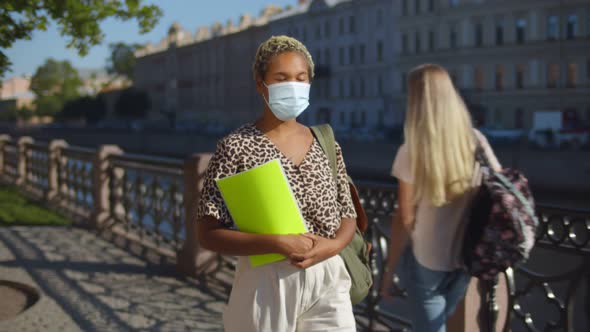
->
[289, 233, 341, 269]
[379, 181, 414, 299]
[276, 234, 315, 257]
[379, 264, 395, 300]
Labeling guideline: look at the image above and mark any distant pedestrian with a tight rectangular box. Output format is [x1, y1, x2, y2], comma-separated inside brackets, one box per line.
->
[195, 36, 357, 331]
[380, 64, 501, 332]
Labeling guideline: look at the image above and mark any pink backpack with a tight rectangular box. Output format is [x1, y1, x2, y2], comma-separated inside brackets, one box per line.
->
[462, 140, 539, 280]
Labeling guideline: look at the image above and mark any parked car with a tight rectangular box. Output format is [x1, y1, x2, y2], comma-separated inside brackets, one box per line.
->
[95, 119, 130, 130]
[479, 127, 525, 145]
[528, 110, 589, 150]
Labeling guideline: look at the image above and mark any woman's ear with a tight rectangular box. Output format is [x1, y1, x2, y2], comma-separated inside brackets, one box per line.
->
[255, 77, 265, 95]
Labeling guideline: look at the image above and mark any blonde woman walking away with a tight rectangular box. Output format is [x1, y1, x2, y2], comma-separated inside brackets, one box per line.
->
[380, 64, 501, 332]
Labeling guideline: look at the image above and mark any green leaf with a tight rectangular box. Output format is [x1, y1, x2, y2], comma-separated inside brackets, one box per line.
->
[1, 0, 163, 77]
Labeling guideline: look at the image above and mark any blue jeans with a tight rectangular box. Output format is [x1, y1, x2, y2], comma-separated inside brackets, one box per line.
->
[403, 249, 470, 332]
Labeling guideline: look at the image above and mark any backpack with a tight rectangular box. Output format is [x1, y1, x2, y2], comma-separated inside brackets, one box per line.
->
[462, 138, 539, 280]
[310, 124, 373, 305]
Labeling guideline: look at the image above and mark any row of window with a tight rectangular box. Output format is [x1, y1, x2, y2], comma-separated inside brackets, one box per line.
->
[288, 8, 385, 42]
[401, 13, 586, 54]
[338, 110, 367, 128]
[401, 60, 590, 92]
[546, 14, 585, 40]
[313, 42, 384, 67]
[311, 75, 386, 99]
[402, 0, 473, 16]
[307, 109, 375, 128]
[402, 0, 436, 15]
[481, 108, 590, 130]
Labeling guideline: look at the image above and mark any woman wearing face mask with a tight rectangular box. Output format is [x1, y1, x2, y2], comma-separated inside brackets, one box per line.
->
[195, 36, 358, 332]
[380, 64, 501, 332]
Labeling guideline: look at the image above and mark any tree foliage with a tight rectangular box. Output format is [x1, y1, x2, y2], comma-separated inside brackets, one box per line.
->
[19, 106, 34, 120]
[86, 94, 107, 124]
[0, 106, 34, 122]
[115, 87, 150, 119]
[58, 95, 106, 124]
[107, 42, 142, 82]
[0, 106, 17, 122]
[0, 0, 162, 78]
[30, 58, 82, 117]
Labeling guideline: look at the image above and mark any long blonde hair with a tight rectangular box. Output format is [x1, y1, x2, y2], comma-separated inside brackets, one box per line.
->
[404, 64, 476, 207]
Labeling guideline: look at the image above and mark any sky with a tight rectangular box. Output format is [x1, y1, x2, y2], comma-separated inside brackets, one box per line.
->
[5, 0, 295, 77]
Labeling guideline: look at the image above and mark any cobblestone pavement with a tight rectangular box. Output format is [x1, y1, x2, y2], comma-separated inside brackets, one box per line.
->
[0, 226, 229, 332]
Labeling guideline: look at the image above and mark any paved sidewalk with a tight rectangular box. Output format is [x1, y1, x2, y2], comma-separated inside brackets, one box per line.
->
[0, 226, 229, 332]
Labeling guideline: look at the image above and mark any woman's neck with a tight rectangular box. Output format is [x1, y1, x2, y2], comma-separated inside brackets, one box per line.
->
[254, 110, 301, 135]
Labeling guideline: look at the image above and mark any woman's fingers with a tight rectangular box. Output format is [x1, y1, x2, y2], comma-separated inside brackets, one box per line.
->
[379, 273, 395, 300]
[290, 247, 317, 261]
[301, 233, 320, 242]
[291, 257, 316, 269]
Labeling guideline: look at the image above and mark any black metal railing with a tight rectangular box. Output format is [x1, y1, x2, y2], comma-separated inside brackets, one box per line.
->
[355, 181, 590, 332]
[505, 206, 589, 332]
[354, 181, 411, 331]
[0, 135, 587, 331]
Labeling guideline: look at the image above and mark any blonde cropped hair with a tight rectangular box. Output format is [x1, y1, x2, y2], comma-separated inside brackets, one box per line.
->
[253, 35, 315, 82]
[405, 64, 476, 207]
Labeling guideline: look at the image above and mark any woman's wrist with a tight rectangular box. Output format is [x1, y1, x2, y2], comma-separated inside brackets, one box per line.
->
[326, 237, 345, 256]
[267, 234, 285, 255]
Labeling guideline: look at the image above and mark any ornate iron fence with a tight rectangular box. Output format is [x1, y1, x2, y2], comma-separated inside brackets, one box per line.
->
[354, 181, 412, 331]
[24, 142, 50, 198]
[0, 135, 587, 331]
[505, 206, 589, 332]
[108, 153, 185, 255]
[355, 181, 590, 332]
[1, 142, 18, 184]
[57, 146, 95, 220]
[0, 137, 186, 260]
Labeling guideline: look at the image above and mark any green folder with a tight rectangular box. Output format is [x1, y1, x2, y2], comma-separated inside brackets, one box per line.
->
[215, 159, 307, 267]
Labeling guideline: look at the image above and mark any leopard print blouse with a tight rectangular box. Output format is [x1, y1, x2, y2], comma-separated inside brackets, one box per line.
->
[196, 123, 357, 238]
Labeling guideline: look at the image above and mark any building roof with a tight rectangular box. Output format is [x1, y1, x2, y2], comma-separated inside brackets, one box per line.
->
[268, 0, 352, 22]
[135, 0, 357, 58]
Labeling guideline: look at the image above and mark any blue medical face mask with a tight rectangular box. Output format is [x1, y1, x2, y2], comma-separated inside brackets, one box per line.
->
[263, 81, 311, 121]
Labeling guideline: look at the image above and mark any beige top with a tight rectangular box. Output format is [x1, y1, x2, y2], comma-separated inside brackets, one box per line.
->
[391, 130, 501, 271]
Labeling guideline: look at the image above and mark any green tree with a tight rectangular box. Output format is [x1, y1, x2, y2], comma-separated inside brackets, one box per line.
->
[0, 1, 162, 78]
[0, 106, 34, 122]
[30, 58, 82, 117]
[0, 106, 17, 122]
[107, 42, 142, 83]
[59, 96, 89, 120]
[85, 94, 107, 124]
[58, 95, 106, 124]
[18, 106, 34, 120]
[115, 87, 150, 119]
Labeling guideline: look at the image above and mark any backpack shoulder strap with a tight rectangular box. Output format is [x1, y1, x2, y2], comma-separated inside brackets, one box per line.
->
[310, 124, 338, 180]
[311, 124, 369, 234]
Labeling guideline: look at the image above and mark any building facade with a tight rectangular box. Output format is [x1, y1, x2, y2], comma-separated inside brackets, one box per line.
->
[0, 76, 34, 112]
[134, 0, 399, 133]
[134, 7, 281, 126]
[268, 0, 399, 133]
[393, 0, 590, 129]
[134, 0, 590, 132]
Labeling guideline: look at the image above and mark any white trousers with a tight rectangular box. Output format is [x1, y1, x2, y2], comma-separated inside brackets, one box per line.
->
[223, 255, 356, 332]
